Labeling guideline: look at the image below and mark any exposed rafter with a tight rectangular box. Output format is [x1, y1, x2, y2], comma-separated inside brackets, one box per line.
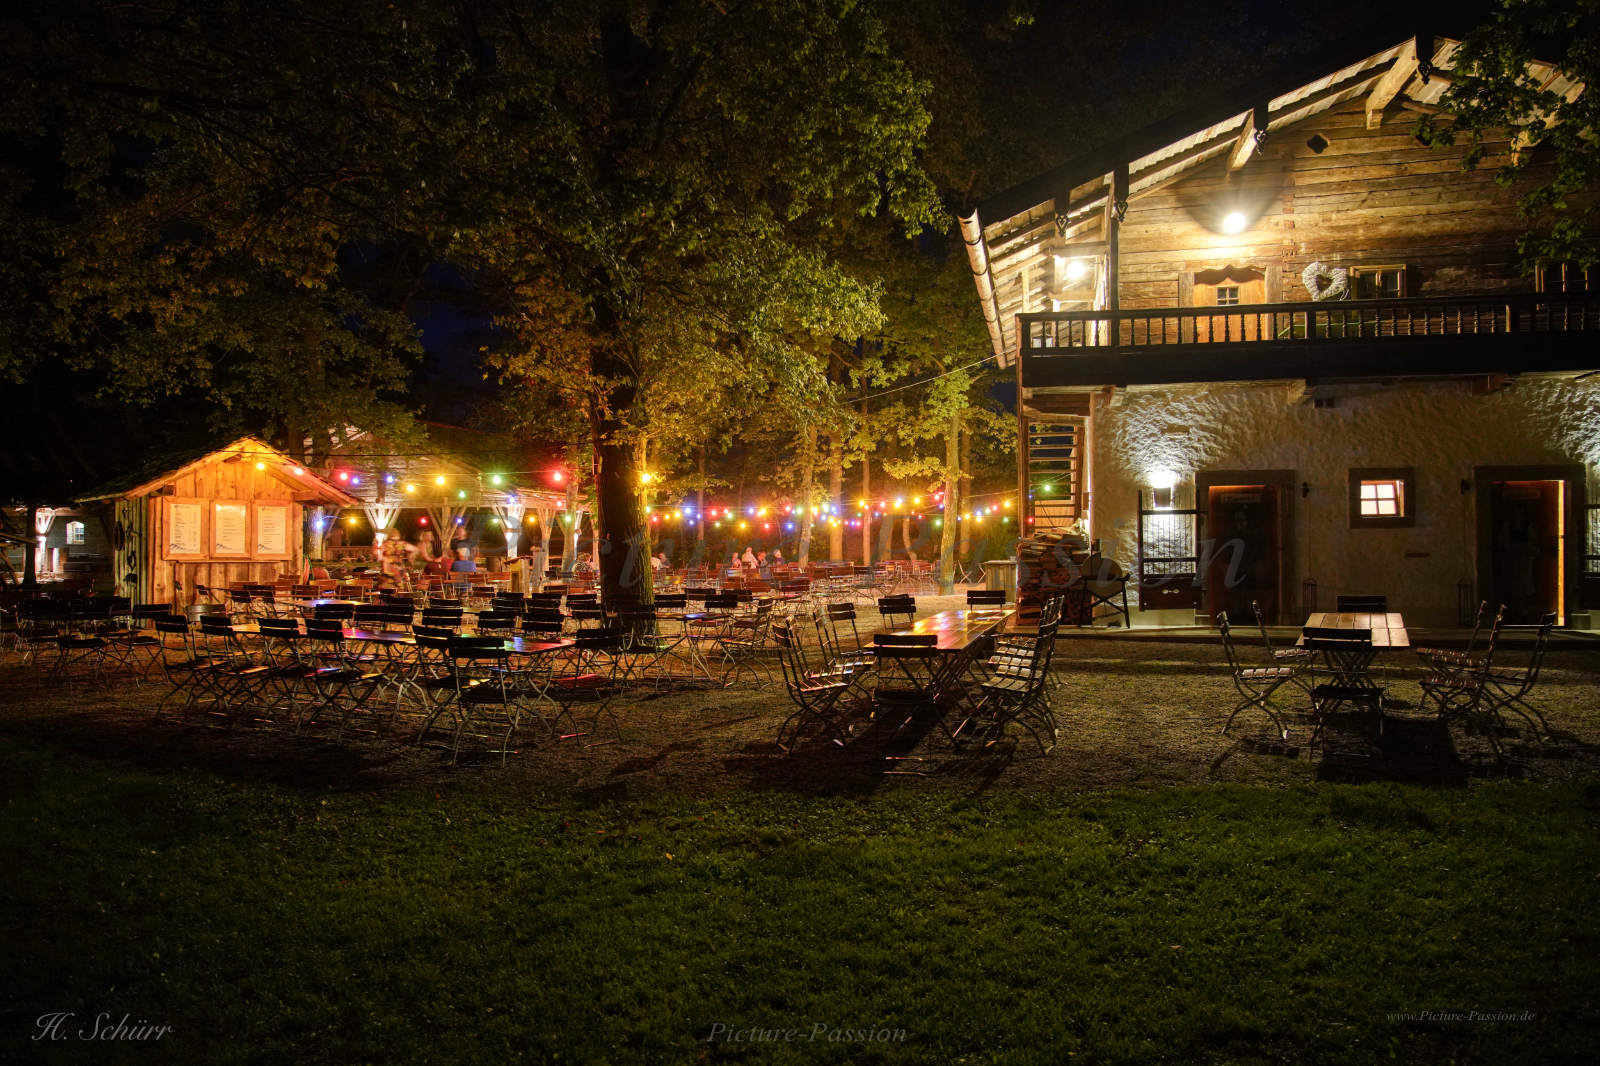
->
[1365, 37, 1419, 128]
[1228, 103, 1271, 170]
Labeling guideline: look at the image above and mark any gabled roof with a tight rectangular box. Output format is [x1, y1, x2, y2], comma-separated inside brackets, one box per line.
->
[960, 30, 1581, 368]
[76, 436, 359, 505]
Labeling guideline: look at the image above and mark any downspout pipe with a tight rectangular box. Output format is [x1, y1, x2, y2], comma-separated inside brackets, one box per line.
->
[959, 209, 1009, 369]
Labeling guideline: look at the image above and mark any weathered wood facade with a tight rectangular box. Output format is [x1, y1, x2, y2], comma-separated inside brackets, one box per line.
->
[79, 437, 357, 609]
[964, 35, 1600, 627]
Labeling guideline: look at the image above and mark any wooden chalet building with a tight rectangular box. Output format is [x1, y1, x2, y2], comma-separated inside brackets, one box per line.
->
[962, 34, 1599, 628]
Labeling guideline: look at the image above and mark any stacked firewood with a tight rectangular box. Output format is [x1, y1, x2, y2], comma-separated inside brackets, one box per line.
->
[1015, 532, 1093, 625]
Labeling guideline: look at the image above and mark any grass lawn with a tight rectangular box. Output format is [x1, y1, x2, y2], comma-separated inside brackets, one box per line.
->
[3, 738, 1597, 1065]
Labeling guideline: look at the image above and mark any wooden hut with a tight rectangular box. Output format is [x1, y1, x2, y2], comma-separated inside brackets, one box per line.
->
[77, 437, 357, 608]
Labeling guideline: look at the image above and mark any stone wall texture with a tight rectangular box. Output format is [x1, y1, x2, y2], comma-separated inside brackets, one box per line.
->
[1092, 374, 1600, 625]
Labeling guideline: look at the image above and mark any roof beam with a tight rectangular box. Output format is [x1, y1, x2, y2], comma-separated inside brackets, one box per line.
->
[1228, 103, 1270, 170]
[1366, 37, 1418, 128]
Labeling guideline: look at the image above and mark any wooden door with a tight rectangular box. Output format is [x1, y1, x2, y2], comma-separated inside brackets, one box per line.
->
[1193, 268, 1266, 343]
[1487, 480, 1562, 624]
[1205, 485, 1280, 624]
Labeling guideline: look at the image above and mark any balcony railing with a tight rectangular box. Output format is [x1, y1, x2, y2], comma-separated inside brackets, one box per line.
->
[1017, 292, 1600, 388]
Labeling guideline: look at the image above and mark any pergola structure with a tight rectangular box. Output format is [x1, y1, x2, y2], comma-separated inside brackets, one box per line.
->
[313, 425, 578, 571]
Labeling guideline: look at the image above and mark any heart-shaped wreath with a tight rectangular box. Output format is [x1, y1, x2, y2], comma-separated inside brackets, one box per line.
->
[1301, 260, 1349, 301]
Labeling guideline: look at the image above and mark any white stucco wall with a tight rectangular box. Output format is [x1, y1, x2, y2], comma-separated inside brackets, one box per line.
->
[1090, 374, 1600, 626]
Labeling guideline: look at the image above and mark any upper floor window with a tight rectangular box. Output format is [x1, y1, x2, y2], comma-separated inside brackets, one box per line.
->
[1349, 468, 1415, 528]
[1214, 285, 1240, 306]
[1351, 264, 1405, 300]
[65, 521, 86, 546]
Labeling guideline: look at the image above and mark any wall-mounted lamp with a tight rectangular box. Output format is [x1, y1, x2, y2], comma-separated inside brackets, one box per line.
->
[1152, 487, 1174, 509]
[1301, 482, 1311, 498]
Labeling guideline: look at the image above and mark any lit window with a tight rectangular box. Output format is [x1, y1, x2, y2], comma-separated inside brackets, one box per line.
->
[1349, 468, 1415, 528]
[65, 521, 86, 546]
[1359, 480, 1403, 517]
[1215, 285, 1240, 306]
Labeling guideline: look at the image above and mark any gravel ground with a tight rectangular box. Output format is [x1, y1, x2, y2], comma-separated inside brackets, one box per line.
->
[4, 597, 1598, 800]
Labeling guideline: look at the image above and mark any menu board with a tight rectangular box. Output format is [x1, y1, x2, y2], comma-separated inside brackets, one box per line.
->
[212, 501, 249, 556]
[254, 503, 290, 558]
[164, 500, 204, 558]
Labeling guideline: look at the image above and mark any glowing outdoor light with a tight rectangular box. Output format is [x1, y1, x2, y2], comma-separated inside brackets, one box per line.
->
[551, 470, 565, 484]
[336, 471, 349, 482]
[1222, 211, 1248, 234]
[435, 475, 446, 486]
[350, 476, 360, 485]
[457, 490, 467, 499]
[490, 473, 503, 486]
[254, 461, 265, 470]
[347, 516, 358, 526]
[405, 483, 416, 494]
[292, 466, 304, 476]
[418, 516, 428, 525]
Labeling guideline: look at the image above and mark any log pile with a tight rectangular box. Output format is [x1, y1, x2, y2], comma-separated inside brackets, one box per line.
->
[1015, 533, 1126, 626]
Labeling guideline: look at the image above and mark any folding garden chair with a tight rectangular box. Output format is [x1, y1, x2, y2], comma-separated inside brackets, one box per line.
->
[1414, 600, 1490, 676]
[411, 626, 463, 744]
[1479, 612, 1557, 749]
[443, 635, 525, 763]
[194, 617, 272, 725]
[955, 622, 1060, 753]
[296, 619, 385, 736]
[1217, 611, 1293, 741]
[544, 629, 625, 743]
[771, 621, 853, 752]
[716, 601, 775, 687]
[1253, 598, 1313, 697]
[869, 633, 943, 729]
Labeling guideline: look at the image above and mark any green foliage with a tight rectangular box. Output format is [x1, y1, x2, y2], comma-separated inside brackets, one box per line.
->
[1421, 0, 1600, 270]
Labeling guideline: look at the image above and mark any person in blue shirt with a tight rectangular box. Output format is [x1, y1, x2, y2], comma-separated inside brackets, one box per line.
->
[448, 546, 478, 573]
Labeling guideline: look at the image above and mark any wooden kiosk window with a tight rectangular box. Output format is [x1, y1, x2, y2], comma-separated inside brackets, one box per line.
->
[254, 502, 291, 558]
[163, 499, 205, 559]
[212, 501, 250, 557]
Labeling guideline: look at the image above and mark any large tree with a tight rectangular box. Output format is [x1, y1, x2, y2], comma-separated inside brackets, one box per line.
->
[1420, 0, 1600, 271]
[464, 0, 943, 601]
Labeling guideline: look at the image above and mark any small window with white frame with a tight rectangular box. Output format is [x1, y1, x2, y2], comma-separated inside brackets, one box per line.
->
[65, 521, 86, 546]
[1349, 468, 1415, 528]
[1350, 264, 1405, 300]
[1214, 284, 1240, 306]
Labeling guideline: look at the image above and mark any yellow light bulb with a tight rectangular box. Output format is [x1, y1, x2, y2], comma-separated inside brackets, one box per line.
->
[434, 475, 446, 486]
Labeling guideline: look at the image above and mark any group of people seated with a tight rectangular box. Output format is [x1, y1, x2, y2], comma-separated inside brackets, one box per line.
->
[374, 528, 480, 583]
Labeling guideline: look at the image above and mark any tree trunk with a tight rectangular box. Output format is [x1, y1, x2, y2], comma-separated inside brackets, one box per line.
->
[957, 427, 972, 570]
[899, 516, 912, 559]
[634, 436, 654, 604]
[796, 423, 817, 565]
[859, 396, 871, 566]
[590, 334, 648, 606]
[695, 447, 707, 557]
[938, 413, 960, 594]
[828, 432, 843, 562]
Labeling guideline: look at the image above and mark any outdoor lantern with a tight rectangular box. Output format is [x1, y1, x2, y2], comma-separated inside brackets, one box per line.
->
[1222, 211, 1248, 234]
[405, 483, 417, 494]
[292, 466, 304, 476]
[254, 461, 265, 470]
[435, 475, 446, 486]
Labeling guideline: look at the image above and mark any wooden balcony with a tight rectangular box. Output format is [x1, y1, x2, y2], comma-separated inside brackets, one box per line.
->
[1017, 293, 1600, 390]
